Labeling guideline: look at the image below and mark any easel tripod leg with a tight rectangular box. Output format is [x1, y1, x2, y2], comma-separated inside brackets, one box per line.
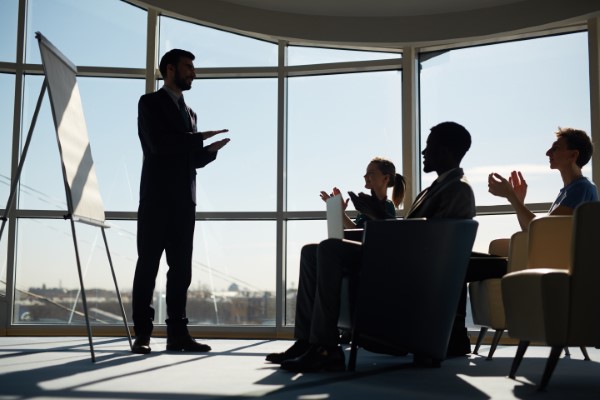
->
[101, 227, 132, 350]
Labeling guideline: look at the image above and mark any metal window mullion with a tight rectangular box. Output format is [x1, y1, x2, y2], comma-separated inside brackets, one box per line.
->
[588, 17, 600, 187]
[145, 8, 158, 94]
[285, 58, 401, 77]
[4, 0, 30, 331]
[401, 46, 419, 215]
[275, 40, 288, 333]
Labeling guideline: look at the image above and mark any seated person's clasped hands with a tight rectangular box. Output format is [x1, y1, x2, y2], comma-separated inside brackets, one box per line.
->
[347, 191, 391, 220]
[488, 170, 527, 205]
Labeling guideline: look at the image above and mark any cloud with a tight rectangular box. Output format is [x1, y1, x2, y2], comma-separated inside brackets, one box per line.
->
[464, 164, 552, 183]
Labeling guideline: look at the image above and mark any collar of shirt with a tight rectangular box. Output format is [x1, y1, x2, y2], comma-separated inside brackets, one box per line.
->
[161, 85, 183, 107]
[431, 167, 461, 187]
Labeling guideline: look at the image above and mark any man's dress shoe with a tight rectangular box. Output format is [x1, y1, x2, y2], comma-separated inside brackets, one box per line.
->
[132, 336, 151, 354]
[166, 335, 211, 352]
[280, 345, 345, 372]
[265, 340, 309, 364]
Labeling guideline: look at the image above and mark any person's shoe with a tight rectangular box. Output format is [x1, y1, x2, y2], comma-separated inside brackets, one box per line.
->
[166, 335, 211, 352]
[132, 336, 151, 354]
[280, 345, 346, 372]
[265, 340, 310, 364]
[446, 328, 471, 358]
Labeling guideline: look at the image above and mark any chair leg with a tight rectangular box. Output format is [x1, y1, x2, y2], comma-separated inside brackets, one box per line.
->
[509, 340, 529, 379]
[539, 346, 563, 391]
[473, 327, 488, 355]
[348, 340, 358, 371]
[581, 346, 591, 361]
[486, 329, 504, 360]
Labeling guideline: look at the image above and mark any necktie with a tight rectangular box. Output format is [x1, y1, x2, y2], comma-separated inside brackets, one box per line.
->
[178, 96, 192, 131]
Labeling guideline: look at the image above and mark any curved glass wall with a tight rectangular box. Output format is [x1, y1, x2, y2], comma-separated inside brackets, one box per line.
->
[1, 0, 594, 335]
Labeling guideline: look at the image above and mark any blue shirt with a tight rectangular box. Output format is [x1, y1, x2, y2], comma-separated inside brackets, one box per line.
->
[548, 176, 598, 213]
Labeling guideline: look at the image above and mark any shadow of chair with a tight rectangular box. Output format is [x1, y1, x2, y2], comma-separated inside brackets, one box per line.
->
[468, 215, 575, 360]
[341, 218, 478, 371]
[502, 201, 600, 390]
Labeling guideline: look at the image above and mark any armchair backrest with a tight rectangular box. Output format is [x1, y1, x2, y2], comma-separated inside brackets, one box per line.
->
[355, 218, 478, 360]
[569, 201, 600, 341]
[526, 216, 573, 269]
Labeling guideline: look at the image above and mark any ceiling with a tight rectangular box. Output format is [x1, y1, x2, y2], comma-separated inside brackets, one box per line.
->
[220, 0, 524, 18]
[133, 0, 600, 49]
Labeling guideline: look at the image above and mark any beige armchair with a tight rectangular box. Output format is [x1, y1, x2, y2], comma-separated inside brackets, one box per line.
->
[469, 215, 573, 359]
[502, 201, 600, 390]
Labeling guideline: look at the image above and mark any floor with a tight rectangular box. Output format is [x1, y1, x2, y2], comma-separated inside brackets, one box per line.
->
[0, 337, 599, 399]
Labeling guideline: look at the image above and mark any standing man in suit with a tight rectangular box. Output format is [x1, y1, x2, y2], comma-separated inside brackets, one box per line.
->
[131, 49, 230, 354]
[267, 121, 475, 372]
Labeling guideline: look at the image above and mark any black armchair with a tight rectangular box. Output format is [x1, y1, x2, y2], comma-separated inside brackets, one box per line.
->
[344, 218, 478, 370]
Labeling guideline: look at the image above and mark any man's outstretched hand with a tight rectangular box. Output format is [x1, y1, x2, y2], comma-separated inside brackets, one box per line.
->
[207, 138, 230, 152]
[201, 129, 229, 140]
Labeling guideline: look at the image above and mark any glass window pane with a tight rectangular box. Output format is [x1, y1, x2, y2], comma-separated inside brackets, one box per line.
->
[189, 221, 276, 326]
[0, 74, 14, 206]
[0, 73, 13, 297]
[288, 46, 400, 65]
[0, 237, 6, 296]
[78, 77, 145, 212]
[285, 220, 327, 325]
[184, 78, 277, 211]
[19, 75, 66, 211]
[26, 0, 146, 67]
[159, 16, 277, 67]
[287, 71, 402, 211]
[18, 75, 143, 213]
[0, 0, 18, 62]
[14, 218, 128, 325]
[420, 32, 591, 206]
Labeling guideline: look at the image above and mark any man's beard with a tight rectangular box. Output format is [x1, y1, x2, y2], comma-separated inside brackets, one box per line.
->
[174, 69, 192, 91]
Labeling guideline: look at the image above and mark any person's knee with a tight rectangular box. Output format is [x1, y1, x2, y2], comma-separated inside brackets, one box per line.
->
[318, 238, 359, 259]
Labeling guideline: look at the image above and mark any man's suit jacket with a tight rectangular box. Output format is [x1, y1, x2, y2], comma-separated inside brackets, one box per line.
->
[138, 88, 216, 206]
[406, 168, 476, 220]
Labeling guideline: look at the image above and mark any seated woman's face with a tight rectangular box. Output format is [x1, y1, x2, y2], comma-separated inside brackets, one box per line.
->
[364, 162, 389, 191]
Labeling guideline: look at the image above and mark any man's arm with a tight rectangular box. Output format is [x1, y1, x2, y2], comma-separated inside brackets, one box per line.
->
[138, 94, 204, 155]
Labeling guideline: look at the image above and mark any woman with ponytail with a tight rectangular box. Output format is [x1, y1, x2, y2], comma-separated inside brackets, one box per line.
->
[319, 157, 406, 229]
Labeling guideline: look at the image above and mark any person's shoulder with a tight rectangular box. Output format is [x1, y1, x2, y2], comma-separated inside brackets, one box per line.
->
[139, 89, 168, 106]
[581, 176, 596, 187]
[142, 88, 168, 100]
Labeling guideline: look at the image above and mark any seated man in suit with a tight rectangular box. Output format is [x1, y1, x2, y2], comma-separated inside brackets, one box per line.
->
[266, 121, 476, 372]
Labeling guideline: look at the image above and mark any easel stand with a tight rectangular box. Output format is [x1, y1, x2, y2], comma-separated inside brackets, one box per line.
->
[0, 33, 133, 361]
